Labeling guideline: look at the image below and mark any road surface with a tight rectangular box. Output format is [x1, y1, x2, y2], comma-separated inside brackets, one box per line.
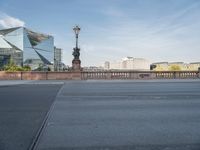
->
[35, 80, 200, 150]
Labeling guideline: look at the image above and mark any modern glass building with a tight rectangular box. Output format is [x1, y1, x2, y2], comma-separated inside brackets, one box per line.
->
[0, 27, 54, 70]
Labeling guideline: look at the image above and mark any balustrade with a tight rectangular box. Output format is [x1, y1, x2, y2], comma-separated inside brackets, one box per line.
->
[0, 71, 199, 80]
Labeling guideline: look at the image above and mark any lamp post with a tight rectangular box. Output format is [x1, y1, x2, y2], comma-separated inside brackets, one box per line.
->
[72, 25, 81, 70]
[73, 25, 80, 49]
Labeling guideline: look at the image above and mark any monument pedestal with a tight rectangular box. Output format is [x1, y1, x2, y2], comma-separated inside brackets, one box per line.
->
[72, 59, 81, 71]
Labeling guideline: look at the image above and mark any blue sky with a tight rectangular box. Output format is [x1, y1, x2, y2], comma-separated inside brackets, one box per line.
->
[0, 0, 200, 66]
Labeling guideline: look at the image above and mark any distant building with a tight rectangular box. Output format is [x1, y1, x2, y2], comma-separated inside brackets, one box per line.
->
[188, 62, 200, 71]
[83, 66, 104, 71]
[104, 61, 110, 70]
[110, 61, 121, 70]
[54, 47, 62, 71]
[0, 27, 54, 70]
[151, 62, 200, 71]
[151, 62, 169, 71]
[106, 57, 151, 70]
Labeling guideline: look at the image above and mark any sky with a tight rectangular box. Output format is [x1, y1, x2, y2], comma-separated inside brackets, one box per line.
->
[0, 0, 200, 66]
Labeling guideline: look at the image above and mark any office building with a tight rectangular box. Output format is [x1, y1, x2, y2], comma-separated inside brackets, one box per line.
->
[0, 27, 54, 70]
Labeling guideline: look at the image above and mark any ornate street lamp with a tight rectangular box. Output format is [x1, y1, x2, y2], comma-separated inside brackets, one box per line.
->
[72, 25, 81, 70]
[73, 25, 80, 49]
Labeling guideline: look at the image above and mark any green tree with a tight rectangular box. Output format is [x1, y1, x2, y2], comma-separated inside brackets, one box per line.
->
[4, 60, 22, 71]
[22, 65, 31, 71]
[169, 65, 181, 71]
[4, 59, 31, 71]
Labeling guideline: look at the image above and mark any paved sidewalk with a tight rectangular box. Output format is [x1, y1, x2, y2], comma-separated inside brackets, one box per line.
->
[0, 80, 66, 86]
[0, 83, 63, 150]
[0, 80, 32, 86]
[35, 80, 200, 150]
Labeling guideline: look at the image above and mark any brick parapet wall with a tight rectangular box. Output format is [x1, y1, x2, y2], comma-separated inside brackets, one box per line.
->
[0, 71, 199, 80]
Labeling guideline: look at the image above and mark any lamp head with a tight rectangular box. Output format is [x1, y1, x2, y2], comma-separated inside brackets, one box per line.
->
[73, 25, 81, 35]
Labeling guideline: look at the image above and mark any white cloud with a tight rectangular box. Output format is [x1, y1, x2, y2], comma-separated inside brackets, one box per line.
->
[0, 13, 25, 28]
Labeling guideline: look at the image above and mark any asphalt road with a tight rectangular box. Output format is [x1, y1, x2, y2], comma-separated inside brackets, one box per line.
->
[0, 82, 62, 150]
[36, 80, 200, 150]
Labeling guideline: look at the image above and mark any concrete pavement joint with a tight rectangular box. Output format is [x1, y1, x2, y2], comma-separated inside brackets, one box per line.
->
[28, 83, 65, 150]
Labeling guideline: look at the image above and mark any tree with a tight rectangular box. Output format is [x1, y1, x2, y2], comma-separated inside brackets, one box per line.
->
[169, 65, 181, 71]
[4, 60, 22, 71]
[22, 65, 31, 71]
[4, 60, 31, 71]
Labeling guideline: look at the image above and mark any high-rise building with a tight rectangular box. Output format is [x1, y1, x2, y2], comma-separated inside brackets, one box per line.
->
[0, 27, 54, 70]
[54, 47, 62, 71]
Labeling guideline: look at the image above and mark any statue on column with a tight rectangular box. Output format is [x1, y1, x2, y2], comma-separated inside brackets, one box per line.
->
[72, 25, 81, 71]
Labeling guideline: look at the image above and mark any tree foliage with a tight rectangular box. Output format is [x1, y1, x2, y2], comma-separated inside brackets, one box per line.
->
[169, 65, 181, 71]
[4, 61, 31, 71]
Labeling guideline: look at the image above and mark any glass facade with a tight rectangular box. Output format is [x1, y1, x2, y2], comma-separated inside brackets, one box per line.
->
[0, 27, 54, 70]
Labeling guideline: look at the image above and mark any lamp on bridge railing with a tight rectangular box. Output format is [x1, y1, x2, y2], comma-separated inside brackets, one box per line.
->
[72, 25, 81, 71]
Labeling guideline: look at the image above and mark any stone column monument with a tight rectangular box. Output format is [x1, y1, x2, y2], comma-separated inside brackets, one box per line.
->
[72, 25, 81, 71]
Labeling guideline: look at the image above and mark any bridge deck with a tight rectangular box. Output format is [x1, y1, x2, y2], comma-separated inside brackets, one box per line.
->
[36, 80, 200, 150]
